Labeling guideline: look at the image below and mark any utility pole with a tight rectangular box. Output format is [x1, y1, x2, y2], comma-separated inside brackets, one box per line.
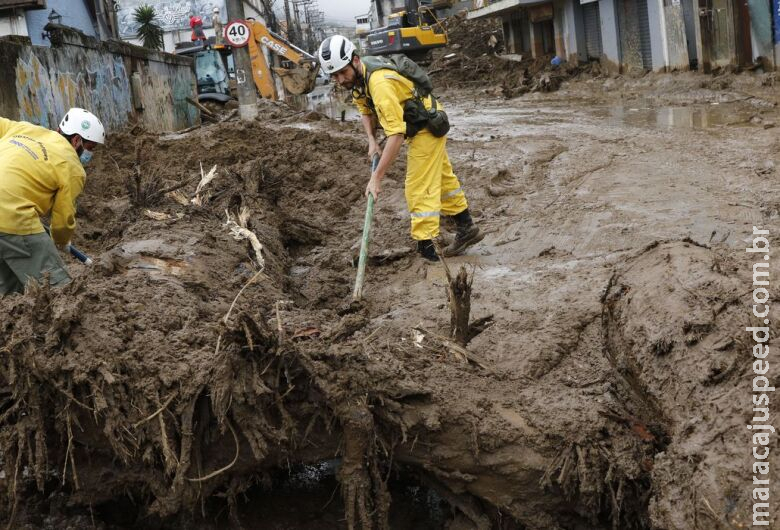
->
[283, 0, 295, 43]
[292, 1, 303, 48]
[226, 0, 258, 120]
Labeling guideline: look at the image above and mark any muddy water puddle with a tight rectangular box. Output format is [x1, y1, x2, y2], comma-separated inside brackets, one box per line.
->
[195, 461, 447, 529]
[445, 97, 763, 143]
[592, 104, 753, 130]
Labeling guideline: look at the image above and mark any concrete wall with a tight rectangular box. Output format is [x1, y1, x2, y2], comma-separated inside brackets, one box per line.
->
[617, 0, 646, 73]
[661, 2, 689, 70]
[0, 25, 199, 133]
[561, 0, 586, 62]
[0, 8, 28, 37]
[747, 0, 773, 67]
[552, 0, 566, 58]
[598, 0, 621, 72]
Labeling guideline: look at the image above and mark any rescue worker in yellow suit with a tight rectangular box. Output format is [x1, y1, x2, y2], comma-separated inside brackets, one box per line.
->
[318, 36, 483, 261]
[0, 108, 105, 295]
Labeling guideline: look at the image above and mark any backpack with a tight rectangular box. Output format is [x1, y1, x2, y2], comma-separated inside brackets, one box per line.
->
[361, 54, 433, 98]
[360, 54, 449, 138]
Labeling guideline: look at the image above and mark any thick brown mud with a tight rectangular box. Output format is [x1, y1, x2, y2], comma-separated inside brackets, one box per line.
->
[0, 72, 779, 529]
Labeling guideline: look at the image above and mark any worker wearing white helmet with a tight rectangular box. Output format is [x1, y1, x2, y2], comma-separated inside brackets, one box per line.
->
[319, 35, 483, 261]
[0, 108, 104, 295]
[212, 6, 224, 46]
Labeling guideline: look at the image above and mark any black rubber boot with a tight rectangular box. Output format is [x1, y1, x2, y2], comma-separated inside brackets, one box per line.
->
[417, 239, 440, 262]
[442, 209, 484, 257]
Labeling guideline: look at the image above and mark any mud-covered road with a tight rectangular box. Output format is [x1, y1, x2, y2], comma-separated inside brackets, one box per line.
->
[1, 73, 779, 529]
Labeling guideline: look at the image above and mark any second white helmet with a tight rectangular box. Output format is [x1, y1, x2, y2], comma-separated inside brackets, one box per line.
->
[318, 35, 356, 75]
[59, 108, 105, 144]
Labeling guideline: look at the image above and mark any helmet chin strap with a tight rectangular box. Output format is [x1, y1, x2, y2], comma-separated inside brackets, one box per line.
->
[349, 60, 365, 97]
[72, 135, 84, 156]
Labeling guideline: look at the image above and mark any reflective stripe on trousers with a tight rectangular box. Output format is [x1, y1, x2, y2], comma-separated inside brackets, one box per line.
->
[405, 130, 467, 240]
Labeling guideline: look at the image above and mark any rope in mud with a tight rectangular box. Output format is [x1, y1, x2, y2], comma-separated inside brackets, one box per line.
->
[214, 269, 266, 357]
[185, 419, 239, 482]
[132, 392, 177, 430]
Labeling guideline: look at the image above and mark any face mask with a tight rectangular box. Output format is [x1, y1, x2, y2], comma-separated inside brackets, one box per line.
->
[80, 150, 93, 166]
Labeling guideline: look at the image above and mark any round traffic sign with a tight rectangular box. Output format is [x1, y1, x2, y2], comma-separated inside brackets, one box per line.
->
[225, 21, 250, 47]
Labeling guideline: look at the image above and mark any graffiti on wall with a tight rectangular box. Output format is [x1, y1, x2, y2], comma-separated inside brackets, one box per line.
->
[15, 52, 133, 132]
[139, 63, 199, 131]
[14, 54, 55, 129]
[117, 0, 226, 38]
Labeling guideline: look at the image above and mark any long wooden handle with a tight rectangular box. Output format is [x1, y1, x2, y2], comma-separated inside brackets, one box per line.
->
[352, 154, 381, 301]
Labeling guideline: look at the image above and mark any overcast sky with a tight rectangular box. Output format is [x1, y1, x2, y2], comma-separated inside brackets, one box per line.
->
[320, 0, 372, 24]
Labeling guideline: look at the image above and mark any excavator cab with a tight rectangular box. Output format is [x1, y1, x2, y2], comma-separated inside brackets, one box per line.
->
[364, 0, 447, 61]
[175, 41, 232, 103]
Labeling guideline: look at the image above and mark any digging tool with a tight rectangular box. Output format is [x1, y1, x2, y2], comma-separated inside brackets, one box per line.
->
[42, 225, 93, 265]
[352, 154, 381, 302]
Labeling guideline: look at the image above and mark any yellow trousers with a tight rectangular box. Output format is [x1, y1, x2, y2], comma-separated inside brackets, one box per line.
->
[405, 130, 467, 240]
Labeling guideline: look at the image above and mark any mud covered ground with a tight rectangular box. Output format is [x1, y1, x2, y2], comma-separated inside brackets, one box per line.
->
[0, 73, 779, 529]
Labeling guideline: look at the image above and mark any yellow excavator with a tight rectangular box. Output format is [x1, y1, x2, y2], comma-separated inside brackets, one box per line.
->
[176, 20, 317, 102]
[244, 20, 318, 100]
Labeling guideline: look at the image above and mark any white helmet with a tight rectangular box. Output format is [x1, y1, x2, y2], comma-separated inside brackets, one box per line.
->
[318, 35, 356, 75]
[59, 108, 105, 144]
[213, 7, 219, 13]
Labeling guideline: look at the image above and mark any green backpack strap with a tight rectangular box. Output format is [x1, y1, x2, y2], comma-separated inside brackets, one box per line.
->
[361, 54, 433, 101]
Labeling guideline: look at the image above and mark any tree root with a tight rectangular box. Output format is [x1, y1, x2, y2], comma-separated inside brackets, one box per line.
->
[337, 400, 390, 530]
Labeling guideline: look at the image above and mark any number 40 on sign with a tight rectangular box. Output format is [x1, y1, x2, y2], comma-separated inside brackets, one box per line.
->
[225, 21, 250, 47]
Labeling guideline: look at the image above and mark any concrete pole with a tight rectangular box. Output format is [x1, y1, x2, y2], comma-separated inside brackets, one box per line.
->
[283, 0, 295, 42]
[226, 0, 258, 120]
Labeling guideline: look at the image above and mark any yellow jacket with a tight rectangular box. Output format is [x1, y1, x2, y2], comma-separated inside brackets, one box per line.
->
[353, 64, 438, 137]
[0, 117, 85, 246]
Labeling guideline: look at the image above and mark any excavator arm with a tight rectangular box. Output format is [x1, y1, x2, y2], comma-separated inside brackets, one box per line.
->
[245, 21, 318, 100]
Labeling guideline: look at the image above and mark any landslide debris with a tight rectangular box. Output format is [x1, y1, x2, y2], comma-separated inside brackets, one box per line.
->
[0, 107, 772, 530]
[429, 13, 602, 98]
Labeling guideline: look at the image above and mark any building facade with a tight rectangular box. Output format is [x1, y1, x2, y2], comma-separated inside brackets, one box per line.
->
[113, 0, 265, 53]
[468, 0, 777, 73]
[370, 0, 472, 28]
[0, 0, 111, 45]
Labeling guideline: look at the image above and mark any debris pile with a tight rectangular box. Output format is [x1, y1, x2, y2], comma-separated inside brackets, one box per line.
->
[0, 101, 773, 529]
[430, 13, 602, 97]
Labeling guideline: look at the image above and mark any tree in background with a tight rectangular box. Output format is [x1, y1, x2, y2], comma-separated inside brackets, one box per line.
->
[133, 4, 163, 50]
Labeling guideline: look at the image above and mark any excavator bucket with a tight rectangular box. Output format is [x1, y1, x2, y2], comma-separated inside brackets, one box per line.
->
[274, 64, 318, 95]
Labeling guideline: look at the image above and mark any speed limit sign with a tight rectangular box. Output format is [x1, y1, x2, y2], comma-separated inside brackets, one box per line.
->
[225, 20, 250, 47]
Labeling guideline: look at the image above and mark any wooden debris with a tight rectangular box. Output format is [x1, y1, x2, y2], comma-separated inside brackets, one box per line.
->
[350, 247, 413, 267]
[191, 163, 218, 206]
[167, 190, 190, 206]
[412, 327, 489, 370]
[144, 210, 171, 221]
[448, 266, 472, 345]
[224, 207, 264, 269]
[185, 97, 217, 120]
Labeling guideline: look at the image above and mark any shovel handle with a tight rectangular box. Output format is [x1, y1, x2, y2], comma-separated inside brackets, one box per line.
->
[66, 244, 93, 265]
[42, 224, 92, 265]
[352, 154, 381, 301]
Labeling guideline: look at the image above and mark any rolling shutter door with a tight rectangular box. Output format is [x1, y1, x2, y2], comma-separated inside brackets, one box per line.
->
[583, 3, 603, 59]
[636, 0, 653, 69]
